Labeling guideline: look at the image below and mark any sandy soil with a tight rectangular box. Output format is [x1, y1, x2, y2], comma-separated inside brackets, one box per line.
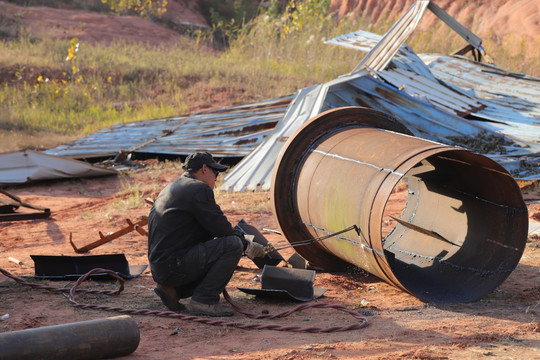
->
[1, 162, 539, 359]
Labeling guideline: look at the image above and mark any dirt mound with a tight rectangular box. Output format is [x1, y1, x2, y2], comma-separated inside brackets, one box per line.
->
[330, 0, 540, 45]
[0, 0, 207, 45]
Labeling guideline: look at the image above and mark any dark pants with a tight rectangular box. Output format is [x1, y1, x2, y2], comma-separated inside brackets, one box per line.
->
[163, 235, 243, 304]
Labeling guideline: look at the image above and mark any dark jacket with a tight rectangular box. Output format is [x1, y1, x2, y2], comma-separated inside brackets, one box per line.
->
[148, 173, 237, 283]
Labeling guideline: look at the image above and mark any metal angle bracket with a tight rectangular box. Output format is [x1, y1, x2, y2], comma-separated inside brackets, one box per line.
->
[70, 217, 149, 253]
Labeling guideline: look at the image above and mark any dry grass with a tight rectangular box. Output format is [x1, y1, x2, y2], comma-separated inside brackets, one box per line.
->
[1, 1, 539, 153]
[0, 129, 77, 153]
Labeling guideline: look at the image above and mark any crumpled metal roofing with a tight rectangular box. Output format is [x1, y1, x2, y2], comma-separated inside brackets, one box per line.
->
[0, 150, 117, 185]
[220, 85, 325, 191]
[327, 28, 540, 148]
[220, 1, 540, 190]
[352, 0, 433, 74]
[222, 69, 531, 191]
[45, 96, 293, 159]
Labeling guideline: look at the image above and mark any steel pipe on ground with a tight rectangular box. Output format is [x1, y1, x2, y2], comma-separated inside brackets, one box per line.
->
[271, 107, 528, 303]
[0, 315, 140, 360]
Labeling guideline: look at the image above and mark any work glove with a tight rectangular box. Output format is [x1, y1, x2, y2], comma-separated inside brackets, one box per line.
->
[244, 235, 266, 259]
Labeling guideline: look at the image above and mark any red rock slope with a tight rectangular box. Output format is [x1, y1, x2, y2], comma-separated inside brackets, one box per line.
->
[330, 0, 540, 45]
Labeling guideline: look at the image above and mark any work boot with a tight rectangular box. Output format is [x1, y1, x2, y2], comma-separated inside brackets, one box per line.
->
[186, 299, 234, 317]
[154, 284, 185, 311]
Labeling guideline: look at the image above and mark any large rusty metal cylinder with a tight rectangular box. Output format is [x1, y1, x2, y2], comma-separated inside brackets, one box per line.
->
[271, 107, 528, 303]
[0, 315, 140, 360]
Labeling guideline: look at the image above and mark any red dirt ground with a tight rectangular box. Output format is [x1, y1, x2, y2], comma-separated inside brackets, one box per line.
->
[1, 163, 539, 359]
[1, 1, 540, 359]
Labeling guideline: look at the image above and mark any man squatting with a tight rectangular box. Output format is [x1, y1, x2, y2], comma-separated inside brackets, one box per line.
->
[148, 152, 266, 317]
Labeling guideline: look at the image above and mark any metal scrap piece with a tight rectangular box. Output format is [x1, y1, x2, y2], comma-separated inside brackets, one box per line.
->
[70, 217, 148, 253]
[0, 189, 50, 222]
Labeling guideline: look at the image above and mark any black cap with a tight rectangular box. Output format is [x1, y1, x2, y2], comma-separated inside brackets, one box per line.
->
[182, 152, 228, 172]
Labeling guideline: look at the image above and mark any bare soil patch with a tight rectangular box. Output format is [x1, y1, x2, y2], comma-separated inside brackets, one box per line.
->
[1, 163, 539, 359]
[0, 0, 206, 45]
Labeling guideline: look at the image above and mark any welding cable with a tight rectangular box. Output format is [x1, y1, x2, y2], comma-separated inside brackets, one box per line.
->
[267, 225, 359, 252]
[0, 267, 369, 333]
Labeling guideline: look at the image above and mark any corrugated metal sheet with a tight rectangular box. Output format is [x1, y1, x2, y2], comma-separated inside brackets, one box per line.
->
[352, 0, 430, 73]
[326, 31, 437, 81]
[375, 67, 485, 116]
[221, 85, 326, 191]
[0, 150, 117, 185]
[45, 96, 293, 159]
[327, 75, 500, 143]
[324, 31, 540, 150]
[376, 65, 540, 147]
[421, 54, 540, 126]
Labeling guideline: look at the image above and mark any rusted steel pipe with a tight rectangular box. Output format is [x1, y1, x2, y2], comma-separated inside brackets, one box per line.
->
[0, 315, 140, 360]
[271, 107, 528, 303]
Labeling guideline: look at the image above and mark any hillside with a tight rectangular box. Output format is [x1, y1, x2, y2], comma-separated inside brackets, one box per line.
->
[2, 0, 539, 47]
[330, 0, 540, 47]
[0, 0, 207, 45]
